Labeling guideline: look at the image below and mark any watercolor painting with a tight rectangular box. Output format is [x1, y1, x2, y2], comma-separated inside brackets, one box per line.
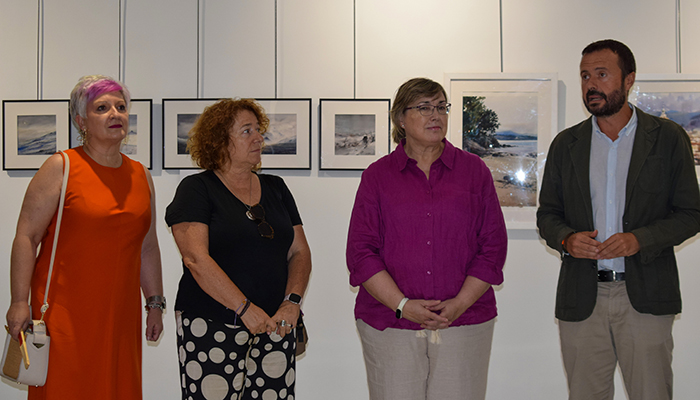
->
[263, 113, 297, 155]
[334, 114, 376, 156]
[17, 115, 57, 155]
[177, 114, 199, 154]
[633, 91, 700, 164]
[462, 92, 538, 207]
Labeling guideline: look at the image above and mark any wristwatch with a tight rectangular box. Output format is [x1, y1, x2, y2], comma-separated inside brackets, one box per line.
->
[395, 297, 409, 319]
[284, 293, 302, 305]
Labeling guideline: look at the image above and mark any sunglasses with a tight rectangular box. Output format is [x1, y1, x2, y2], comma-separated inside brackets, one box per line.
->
[246, 204, 274, 239]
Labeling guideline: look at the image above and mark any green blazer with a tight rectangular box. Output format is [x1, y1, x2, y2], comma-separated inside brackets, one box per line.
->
[537, 107, 700, 322]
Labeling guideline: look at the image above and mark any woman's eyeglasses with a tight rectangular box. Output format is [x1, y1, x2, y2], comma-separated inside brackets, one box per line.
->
[404, 103, 451, 116]
[246, 204, 274, 239]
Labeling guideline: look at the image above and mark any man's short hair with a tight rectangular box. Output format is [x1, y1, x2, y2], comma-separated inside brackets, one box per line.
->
[582, 39, 636, 77]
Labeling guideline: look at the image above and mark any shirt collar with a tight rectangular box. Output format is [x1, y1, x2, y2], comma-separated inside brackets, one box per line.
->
[394, 138, 456, 171]
[592, 103, 638, 139]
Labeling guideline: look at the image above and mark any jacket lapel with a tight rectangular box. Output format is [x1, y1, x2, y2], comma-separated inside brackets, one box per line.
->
[626, 107, 659, 209]
[568, 118, 595, 228]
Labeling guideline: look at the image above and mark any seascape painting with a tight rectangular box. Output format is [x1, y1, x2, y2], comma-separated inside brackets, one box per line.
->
[177, 114, 199, 154]
[632, 91, 700, 164]
[17, 115, 57, 155]
[334, 114, 376, 156]
[122, 114, 138, 155]
[462, 93, 538, 207]
[263, 114, 297, 154]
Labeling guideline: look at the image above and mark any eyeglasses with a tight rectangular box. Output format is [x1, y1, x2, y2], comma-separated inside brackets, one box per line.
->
[246, 204, 274, 239]
[404, 103, 451, 116]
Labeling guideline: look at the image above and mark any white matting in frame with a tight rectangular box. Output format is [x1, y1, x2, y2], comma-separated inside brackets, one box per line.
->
[162, 98, 217, 169]
[446, 73, 558, 229]
[629, 74, 700, 180]
[319, 99, 390, 170]
[3, 99, 70, 170]
[70, 99, 153, 169]
[257, 98, 311, 170]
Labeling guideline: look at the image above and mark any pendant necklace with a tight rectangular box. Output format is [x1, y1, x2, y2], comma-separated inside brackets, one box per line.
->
[219, 171, 256, 221]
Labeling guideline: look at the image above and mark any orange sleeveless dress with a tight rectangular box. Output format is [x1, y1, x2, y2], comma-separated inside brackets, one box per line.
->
[28, 147, 151, 400]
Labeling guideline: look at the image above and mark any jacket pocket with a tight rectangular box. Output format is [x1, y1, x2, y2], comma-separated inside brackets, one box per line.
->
[640, 252, 680, 302]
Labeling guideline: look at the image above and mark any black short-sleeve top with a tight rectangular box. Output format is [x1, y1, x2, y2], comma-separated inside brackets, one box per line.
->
[165, 170, 302, 321]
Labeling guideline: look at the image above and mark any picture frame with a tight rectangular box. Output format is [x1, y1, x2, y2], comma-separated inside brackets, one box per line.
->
[319, 99, 391, 170]
[162, 98, 217, 169]
[163, 98, 312, 170]
[628, 74, 700, 179]
[257, 98, 312, 170]
[3, 99, 71, 170]
[445, 73, 558, 229]
[69, 99, 153, 169]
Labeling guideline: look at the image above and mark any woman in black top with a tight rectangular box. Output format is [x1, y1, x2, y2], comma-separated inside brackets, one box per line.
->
[165, 98, 311, 400]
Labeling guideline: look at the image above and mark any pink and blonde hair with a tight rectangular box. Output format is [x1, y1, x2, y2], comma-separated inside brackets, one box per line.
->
[69, 75, 131, 140]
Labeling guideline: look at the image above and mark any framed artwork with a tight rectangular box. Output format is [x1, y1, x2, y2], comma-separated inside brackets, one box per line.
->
[445, 73, 558, 229]
[162, 98, 217, 169]
[319, 99, 391, 170]
[69, 99, 153, 169]
[257, 98, 312, 169]
[3, 99, 70, 170]
[629, 74, 700, 179]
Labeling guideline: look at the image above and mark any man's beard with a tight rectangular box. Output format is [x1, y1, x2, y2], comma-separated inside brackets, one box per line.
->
[584, 79, 628, 117]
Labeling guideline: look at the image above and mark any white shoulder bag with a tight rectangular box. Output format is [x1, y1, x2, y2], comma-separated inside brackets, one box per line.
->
[2, 150, 70, 386]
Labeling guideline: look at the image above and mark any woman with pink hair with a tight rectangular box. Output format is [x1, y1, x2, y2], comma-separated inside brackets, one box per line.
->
[5, 75, 164, 399]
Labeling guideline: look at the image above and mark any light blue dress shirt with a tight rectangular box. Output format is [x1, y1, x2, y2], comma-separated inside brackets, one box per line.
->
[590, 104, 638, 272]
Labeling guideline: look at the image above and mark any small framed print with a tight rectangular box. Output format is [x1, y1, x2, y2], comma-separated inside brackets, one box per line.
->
[446, 73, 558, 229]
[162, 98, 217, 169]
[257, 98, 311, 170]
[69, 99, 153, 168]
[319, 99, 391, 170]
[3, 99, 70, 170]
[629, 74, 700, 180]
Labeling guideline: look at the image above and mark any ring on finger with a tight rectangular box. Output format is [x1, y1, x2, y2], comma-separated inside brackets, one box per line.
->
[280, 320, 288, 327]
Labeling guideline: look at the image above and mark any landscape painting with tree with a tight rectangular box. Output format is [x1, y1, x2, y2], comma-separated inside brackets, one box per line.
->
[462, 92, 538, 207]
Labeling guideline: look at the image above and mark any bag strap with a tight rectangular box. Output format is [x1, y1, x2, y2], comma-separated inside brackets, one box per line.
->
[39, 150, 70, 324]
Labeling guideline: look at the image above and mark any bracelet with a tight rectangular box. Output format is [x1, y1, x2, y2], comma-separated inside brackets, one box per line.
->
[238, 299, 252, 318]
[145, 302, 165, 313]
[235, 298, 251, 317]
[235, 298, 248, 314]
[144, 295, 166, 313]
[146, 295, 166, 306]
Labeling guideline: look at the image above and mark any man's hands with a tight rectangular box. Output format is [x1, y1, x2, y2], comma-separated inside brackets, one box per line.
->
[564, 230, 640, 259]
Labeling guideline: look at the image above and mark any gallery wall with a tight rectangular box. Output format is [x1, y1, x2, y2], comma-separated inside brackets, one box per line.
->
[1, 1, 699, 399]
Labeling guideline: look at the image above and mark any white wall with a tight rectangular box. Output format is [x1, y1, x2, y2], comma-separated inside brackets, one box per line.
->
[1, 1, 699, 399]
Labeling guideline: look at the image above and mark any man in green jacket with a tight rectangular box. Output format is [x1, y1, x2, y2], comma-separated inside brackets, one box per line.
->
[537, 39, 700, 400]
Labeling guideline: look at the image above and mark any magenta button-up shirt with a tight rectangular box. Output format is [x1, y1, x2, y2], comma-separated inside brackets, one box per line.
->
[346, 139, 507, 331]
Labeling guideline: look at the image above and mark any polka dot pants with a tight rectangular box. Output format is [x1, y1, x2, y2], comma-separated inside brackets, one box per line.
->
[176, 312, 296, 400]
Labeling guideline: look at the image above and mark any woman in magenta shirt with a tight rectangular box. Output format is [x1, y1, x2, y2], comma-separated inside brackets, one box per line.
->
[346, 78, 507, 400]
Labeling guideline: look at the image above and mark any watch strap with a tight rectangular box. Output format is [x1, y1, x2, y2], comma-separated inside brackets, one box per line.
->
[395, 297, 409, 319]
[284, 293, 302, 305]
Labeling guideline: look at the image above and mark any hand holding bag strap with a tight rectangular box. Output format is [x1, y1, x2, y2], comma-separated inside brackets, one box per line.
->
[38, 150, 70, 325]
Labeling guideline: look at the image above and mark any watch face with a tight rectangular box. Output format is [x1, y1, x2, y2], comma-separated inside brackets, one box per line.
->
[287, 293, 302, 304]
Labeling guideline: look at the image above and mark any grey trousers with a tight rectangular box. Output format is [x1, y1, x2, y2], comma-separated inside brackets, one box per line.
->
[559, 281, 674, 400]
[356, 318, 495, 400]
